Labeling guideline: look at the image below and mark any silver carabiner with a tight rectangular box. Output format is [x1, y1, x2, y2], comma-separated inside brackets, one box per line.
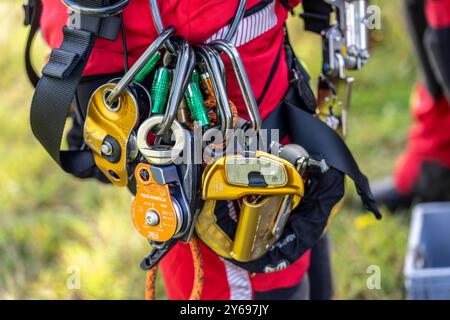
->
[195, 45, 234, 138]
[61, 0, 130, 17]
[225, 0, 247, 42]
[106, 26, 175, 105]
[148, 0, 177, 54]
[211, 40, 261, 133]
[156, 38, 195, 136]
[207, 0, 246, 87]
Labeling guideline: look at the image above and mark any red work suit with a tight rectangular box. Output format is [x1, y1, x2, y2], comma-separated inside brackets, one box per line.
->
[40, 0, 310, 299]
[394, 0, 450, 194]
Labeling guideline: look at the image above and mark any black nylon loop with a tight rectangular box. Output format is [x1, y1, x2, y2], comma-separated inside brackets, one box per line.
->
[284, 100, 381, 219]
[30, 25, 97, 175]
[263, 87, 382, 219]
[24, 0, 43, 87]
[42, 49, 81, 79]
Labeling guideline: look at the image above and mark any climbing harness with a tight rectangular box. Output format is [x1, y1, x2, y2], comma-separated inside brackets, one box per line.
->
[25, 0, 380, 300]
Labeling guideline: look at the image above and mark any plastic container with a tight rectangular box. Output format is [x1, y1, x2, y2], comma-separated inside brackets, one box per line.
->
[404, 202, 450, 299]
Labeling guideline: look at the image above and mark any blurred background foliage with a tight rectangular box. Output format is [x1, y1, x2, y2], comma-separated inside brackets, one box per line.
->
[0, 0, 413, 299]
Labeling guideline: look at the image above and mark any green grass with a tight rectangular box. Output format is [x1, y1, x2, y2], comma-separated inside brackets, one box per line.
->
[0, 0, 414, 299]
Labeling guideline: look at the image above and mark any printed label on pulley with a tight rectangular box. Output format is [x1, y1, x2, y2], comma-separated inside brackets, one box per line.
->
[131, 163, 179, 242]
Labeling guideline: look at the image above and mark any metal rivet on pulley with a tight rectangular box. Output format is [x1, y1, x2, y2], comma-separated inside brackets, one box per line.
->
[101, 141, 114, 156]
[145, 210, 160, 226]
[139, 169, 150, 182]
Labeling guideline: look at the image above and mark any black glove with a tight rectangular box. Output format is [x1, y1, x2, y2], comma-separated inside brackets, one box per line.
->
[205, 167, 345, 274]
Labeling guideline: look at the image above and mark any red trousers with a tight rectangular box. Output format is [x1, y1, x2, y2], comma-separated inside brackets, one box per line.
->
[395, 84, 450, 193]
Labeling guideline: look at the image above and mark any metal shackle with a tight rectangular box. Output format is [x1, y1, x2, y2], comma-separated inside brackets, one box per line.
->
[211, 40, 262, 133]
[137, 115, 187, 165]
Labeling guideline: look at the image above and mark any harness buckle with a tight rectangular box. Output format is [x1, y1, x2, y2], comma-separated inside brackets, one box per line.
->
[67, 8, 120, 41]
[67, 10, 102, 35]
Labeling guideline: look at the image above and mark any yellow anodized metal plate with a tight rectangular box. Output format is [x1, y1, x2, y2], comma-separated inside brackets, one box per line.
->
[196, 151, 306, 262]
[195, 200, 235, 259]
[231, 195, 286, 262]
[225, 156, 287, 187]
[202, 151, 304, 201]
[84, 83, 139, 187]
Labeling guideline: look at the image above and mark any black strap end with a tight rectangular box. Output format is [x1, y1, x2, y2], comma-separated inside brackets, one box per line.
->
[42, 49, 81, 79]
[23, 3, 33, 26]
[301, 0, 333, 34]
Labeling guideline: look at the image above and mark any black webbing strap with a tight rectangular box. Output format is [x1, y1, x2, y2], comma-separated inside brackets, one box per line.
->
[29, 0, 118, 176]
[278, 0, 293, 11]
[263, 87, 382, 219]
[257, 45, 282, 105]
[284, 31, 317, 113]
[31, 26, 97, 176]
[301, 0, 333, 34]
[257, 29, 317, 113]
[24, 0, 43, 88]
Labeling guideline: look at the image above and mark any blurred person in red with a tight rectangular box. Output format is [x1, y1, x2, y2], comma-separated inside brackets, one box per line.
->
[373, 0, 450, 211]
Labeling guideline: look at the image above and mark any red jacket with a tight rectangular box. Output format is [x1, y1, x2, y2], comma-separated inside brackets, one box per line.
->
[41, 0, 309, 299]
[425, 0, 450, 28]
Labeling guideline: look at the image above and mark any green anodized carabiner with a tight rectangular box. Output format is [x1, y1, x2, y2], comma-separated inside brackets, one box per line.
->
[151, 67, 172, 114]
[184, 71, 209, 127]
[134, 52, 161, 84]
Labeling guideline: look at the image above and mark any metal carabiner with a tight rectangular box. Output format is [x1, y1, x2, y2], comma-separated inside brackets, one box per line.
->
[195, 46, 234, 137]
[61, 0, 130, 17]
[211, 40, 261, 133]
[225, 0, 247, 42]
[106, 26, 175, 105]
[148, 0, 177, 54]
[155, 38, 195, 136]
[207, 0, 246, 87]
